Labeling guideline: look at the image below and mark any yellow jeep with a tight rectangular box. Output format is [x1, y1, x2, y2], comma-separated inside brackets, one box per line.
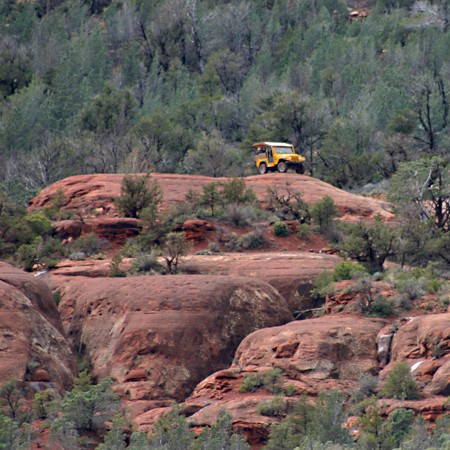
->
[253, 142, 306, 174]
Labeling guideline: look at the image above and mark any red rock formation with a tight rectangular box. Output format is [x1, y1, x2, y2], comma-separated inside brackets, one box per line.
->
[182, 251, 341, 314]
[143, 315, 385, 444]
[0, 263, 75, 389]
[29, 173, 393, 223]
[57, 275, 293, 403]
[53, 217, 141, 245]
[380, 313, 450, 395]
[325, 280, 396, 315]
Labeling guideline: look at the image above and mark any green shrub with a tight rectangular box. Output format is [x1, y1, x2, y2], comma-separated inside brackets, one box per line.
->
[68, 233, 108, 258]
[352, 375, 379, 404]
[266, 186, 311, 222]
[223, 232, 241, 252]
[284, 384, 297, 397]
[273, 221, 290, 237]
[369, 295, 394, 317]
[257, 397, 289, 417]
[131, 251, 163, 274]
[333, 261, 367, 281]
[32, 389, 55, 420]
[25, 213, 53, 236]
[53, 292, 62, 307]
[109, 254, 126, 278]
[310, 195, 338, 234]
[221, 178, 256, 205]
[238, 374, 263, 393]
[239, 227, 268, 250]
[388, 408, 415, 448]
[310, 270, 335, 302]
[381, 362, 418, 400]
[263, 368, 283, 394]
[395, 277, 426, 300]
[296, 223, 312, 238]
[220, 203, 258, 227]
[16, 242, 40, 271]
[115, 174, 162, 219]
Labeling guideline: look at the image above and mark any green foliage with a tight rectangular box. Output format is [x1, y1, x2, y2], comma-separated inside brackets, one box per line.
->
[388, 408, 414, 448]
[310, 196, 338, 235]
[266, 392, 351, 449]
[109, 253, 126, 278]
[221, 179, 256, 205]
[263, 368, 284, 394]
[310, 270, 335, 303]
[68, 233, 108, 259]
[130, 250, 164, 275]
[220, 203, 258, 228]
[338, 216, 399, 272]
[257, 397, 289, 417]
[147, 406, 194, 450]
[237, 374, 263, 393]
[381, 362, 418, 400]
[266, 187, 310, 223]
[160, 232, 191, 274]
[60, 375, 119, 433]
[238, 226, 268, 250]
[96, 416, 128, 450]
[273, 221, 290, 237]
[0, 413, 31, 450]
[196, 409, 250, 450]
[369, 295, 394, 317]
[200, 182, 222, 217]
[115, 173, 162, 219]
[0, 379, 24, 421]
[357, 399, 395, 450]
[32, 389, 55, 420]
[332, 261, 368, 282]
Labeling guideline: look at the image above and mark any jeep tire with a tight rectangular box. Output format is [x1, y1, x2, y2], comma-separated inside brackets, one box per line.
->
[277, 161, 288, 173]
[295, 163, 305, 174]
[258, 163, 268, 174]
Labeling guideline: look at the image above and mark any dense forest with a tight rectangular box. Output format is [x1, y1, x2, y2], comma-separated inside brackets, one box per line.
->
[0, 0, 449, 199]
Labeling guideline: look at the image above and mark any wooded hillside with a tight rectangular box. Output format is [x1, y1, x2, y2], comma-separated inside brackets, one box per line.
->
[0, 0, 449, 200]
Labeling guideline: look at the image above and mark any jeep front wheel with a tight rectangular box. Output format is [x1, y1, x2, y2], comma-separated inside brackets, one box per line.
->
[296, 163, 305, 174]
[258, 163, 268, 174]
[277, 161, 288, 173]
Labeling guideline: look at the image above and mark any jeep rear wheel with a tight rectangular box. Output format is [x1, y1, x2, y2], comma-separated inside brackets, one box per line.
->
[277, 161, 288, 173]
[296, 163, 305, 174]
[258, 163, 268, 174]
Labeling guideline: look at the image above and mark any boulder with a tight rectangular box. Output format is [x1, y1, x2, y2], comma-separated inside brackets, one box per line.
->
[230, 315, 385, 387]
[57, 275, 293, 402]
[0, 263, 75, 389]
[160, 315, 386, 445]
[380, 313, 450, 395]
[0, 262, 63, 333]
[182, 251, 341, 314]
[53, 217, 141, 244]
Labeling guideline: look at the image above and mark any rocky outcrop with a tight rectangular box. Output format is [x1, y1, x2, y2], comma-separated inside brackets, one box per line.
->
[380, 314, 450, 395]
[325, 281, 396, 315]
[141, 315, 385, 443]
[0, 263, 75, 389]
[228, 315, 385, 388]
[29, 173, 393, 223]
[57, 275, 293, 402]
[182, 251, 341, 314]
[54, 218, 141, 245]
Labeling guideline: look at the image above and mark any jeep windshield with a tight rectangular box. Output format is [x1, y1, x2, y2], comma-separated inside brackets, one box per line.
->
[273, 146, 294, 154]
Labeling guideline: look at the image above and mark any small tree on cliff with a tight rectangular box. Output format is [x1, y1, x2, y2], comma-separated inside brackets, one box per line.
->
[338, 215, 399, 272]
[160, 232, 191, 274]
[115, 173, 162, 219]
[381, 362, 418, 400]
